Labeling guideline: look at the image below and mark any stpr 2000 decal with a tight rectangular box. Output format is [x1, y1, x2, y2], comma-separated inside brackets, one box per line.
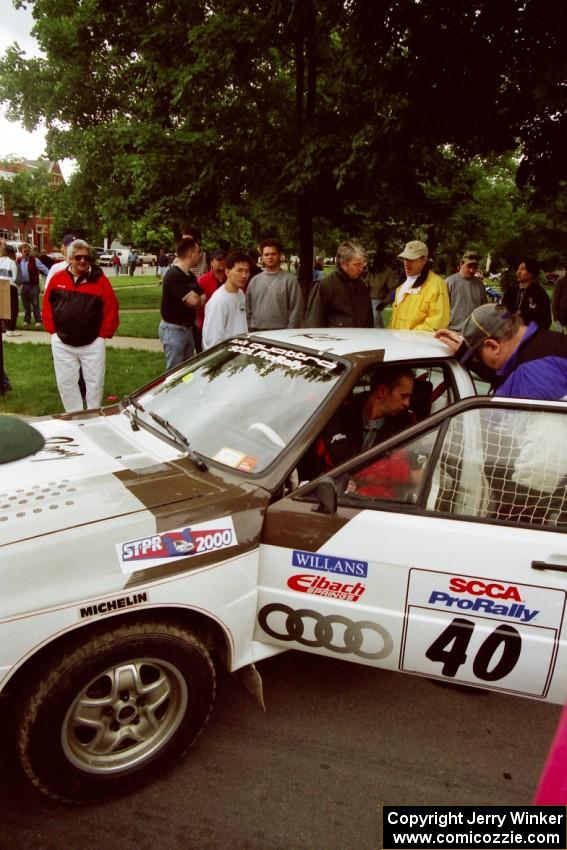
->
[116, 517, 237, 574]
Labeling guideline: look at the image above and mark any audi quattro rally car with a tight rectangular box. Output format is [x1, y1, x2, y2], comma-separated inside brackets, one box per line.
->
[0, 327, 504, 803]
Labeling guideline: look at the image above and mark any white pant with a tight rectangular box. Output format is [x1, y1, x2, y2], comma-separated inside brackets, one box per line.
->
[51, 334, 106, 412]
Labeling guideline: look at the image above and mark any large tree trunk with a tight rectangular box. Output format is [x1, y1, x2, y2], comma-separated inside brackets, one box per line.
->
[297, 191, 313, 297]
[293, 0, 316, 295]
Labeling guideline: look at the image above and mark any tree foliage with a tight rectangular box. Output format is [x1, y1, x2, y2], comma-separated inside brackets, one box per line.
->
[1, 0, 565, 275]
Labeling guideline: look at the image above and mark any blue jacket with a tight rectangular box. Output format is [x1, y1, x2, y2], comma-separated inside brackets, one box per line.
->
[495, 323, 567, 400]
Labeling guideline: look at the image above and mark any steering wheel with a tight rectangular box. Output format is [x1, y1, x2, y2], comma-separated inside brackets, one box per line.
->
[248, 422, 286, 448]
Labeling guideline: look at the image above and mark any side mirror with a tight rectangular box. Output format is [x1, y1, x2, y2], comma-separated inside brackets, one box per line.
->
[312, 476, 337, 514]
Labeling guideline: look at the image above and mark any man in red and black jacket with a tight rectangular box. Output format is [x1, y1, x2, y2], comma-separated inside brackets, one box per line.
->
[42, 239, 119, 412]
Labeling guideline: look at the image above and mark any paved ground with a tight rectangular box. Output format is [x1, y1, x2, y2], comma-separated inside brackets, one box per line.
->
[0, 652, 558, 850]
[2, 329, 161, 352]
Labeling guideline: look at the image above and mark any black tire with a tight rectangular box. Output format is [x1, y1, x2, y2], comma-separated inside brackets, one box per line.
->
[16, 621, 216, 803]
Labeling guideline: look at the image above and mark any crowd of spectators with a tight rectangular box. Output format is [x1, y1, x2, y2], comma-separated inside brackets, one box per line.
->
[2, 228, 566, 413]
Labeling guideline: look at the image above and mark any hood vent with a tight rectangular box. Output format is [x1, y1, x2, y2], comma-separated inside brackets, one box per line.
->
[0, 479, 77, 524]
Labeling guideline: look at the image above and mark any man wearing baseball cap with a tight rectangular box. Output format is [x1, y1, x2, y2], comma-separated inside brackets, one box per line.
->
[44, 233, 78, 290]
[390, 240, 449, 332]
[436, 303, 567, 399]
[195, 249, 227, 351]
[446, 251, 488, 332]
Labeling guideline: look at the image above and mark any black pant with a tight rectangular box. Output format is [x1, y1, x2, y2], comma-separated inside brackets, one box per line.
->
[7, 286, 19, 330]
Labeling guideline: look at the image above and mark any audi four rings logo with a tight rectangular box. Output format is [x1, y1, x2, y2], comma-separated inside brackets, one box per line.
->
[258, 604, 393, 660]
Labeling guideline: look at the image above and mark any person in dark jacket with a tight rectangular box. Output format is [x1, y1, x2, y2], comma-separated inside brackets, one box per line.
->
[42, 239, 119, 412]
[501, 258, 551, 329]
[435, 303, 567, 400]
[159, 237, 205, 370]
[304, 240, 373, 328]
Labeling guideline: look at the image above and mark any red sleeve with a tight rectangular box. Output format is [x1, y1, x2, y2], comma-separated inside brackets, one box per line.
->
[195, 273, 219, 329]
[98, 275, 120, 338]
[354, 450, 411, 495]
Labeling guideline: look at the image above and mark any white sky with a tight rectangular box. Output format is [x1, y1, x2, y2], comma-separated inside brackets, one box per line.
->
[0, 0, 75, 179]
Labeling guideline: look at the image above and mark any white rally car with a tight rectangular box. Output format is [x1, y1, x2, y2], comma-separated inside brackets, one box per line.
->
[1, 329, 566, 803]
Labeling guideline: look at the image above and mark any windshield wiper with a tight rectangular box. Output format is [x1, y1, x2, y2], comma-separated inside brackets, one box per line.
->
[123, 394, 145, 431]
[148, 411, 209, 472]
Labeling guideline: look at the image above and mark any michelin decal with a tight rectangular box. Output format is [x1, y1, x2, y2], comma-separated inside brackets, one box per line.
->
[117, 517, 237, 574]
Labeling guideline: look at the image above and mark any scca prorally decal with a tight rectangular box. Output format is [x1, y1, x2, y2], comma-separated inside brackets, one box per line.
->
[429, 576, 538, 623]
[79, 592, 149, 619]
[291, 549, 368, 578]
[116, 517, 237, 574]
[288, 574, 366, 602]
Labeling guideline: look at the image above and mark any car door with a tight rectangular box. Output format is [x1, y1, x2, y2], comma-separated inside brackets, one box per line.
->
[255, 396, 567, 704]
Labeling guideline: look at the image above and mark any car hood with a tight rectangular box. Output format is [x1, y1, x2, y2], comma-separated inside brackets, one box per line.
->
[0, 413, 234, 546]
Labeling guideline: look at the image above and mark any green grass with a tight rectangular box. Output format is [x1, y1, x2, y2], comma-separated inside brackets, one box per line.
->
[14, 309, 160, 338]
[117, 311, 161, 338]
[1, 343, 164, 417]
[111, 272, 159, 285]
[113, 282, 162, 310]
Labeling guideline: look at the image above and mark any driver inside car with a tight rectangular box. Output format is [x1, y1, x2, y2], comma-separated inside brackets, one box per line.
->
[300, 365, 416, 481]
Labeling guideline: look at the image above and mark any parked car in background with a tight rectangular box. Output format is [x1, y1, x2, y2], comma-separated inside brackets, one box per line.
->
[138, 251, 157, 266]
[99, 248, 130, 267]
[98, 250, 115, 266]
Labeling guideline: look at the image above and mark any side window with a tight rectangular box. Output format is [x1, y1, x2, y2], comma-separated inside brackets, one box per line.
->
[428, 407, 567, 529]
[352, 364, 455, 422]
[336, 405, 567, 530]
[415, 365, 455, 416]
[298, 362, 456, 487]
[338, 430, 439, 507]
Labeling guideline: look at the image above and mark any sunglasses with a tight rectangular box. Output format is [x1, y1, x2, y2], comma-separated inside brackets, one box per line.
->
[74, 255, 90, 262]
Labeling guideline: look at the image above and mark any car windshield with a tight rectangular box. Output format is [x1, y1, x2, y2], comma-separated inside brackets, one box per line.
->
[133, 338, 347, 473]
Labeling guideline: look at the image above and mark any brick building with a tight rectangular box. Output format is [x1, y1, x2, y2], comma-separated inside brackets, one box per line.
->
[0, 158, 64, 252]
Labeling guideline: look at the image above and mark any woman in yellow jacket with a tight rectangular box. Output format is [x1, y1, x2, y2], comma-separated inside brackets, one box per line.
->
[390, 240, 450, 332]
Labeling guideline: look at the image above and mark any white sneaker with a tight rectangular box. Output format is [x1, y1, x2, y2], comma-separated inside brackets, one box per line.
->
[34, 322, 42, 328]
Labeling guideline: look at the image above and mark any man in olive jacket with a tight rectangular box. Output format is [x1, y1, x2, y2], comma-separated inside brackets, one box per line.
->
[304, 240, 373, 328]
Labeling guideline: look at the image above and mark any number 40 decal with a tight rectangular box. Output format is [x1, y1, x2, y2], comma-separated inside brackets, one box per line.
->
[425, 617, 522, 681]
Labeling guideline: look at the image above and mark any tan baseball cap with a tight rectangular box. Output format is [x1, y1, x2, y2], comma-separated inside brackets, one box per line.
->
[398, 240, 428, 260]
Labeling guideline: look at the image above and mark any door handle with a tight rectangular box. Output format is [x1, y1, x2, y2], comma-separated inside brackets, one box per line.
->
[531, 560, 567, 573]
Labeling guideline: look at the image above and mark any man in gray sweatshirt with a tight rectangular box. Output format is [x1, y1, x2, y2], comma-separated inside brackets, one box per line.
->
[245, 239, 304, 331]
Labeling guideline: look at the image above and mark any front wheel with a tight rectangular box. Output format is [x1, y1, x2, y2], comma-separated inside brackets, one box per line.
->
[17, 621, 216, 803]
